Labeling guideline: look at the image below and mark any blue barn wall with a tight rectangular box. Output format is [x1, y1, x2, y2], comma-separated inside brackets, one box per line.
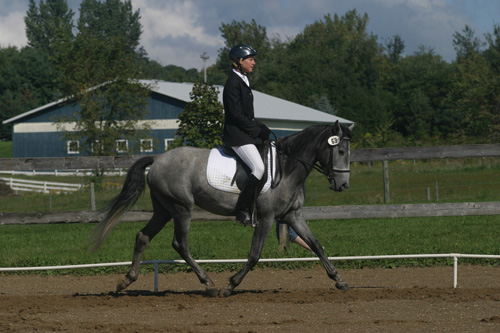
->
[11, 93, 186, 157]
[12, 132, 66, 157]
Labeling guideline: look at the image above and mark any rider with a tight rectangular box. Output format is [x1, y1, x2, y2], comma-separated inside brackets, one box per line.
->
[222, 44, 271, 226]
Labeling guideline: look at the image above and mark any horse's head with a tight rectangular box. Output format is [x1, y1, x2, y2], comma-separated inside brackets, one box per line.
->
[316, 121, 354, 192]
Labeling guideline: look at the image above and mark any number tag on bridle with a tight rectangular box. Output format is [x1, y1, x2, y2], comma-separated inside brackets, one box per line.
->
[327, 136, 340, 146]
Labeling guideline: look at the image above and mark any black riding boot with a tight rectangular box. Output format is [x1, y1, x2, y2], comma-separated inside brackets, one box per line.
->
[235, 174, 260, 226]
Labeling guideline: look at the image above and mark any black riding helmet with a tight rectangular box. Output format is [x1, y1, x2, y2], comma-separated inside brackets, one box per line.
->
[229, 44, 257, 72]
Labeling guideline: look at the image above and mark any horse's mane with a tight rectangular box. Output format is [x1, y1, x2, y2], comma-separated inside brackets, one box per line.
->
[276, 124, 351, 174]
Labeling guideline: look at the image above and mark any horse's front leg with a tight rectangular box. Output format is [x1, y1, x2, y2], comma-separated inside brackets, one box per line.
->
[220, 218, 274, 297]
[284, 209, 349, 291]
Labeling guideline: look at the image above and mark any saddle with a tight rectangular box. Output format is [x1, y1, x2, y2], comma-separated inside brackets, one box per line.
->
[207, 142, 276, 194]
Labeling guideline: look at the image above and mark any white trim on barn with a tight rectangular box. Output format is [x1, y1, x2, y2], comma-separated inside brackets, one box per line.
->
[12, 119, 179, 133]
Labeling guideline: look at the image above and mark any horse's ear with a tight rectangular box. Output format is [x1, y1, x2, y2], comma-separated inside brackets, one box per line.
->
[348, 122, 355, 131]
[333, 120, 341, 134]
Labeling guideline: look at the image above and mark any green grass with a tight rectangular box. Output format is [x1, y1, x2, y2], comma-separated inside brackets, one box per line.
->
[0, 141, 12, 158]
[0, 215, 498, 275]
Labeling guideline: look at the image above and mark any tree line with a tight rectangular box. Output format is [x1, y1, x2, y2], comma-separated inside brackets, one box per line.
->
[1, 0, 499, 149]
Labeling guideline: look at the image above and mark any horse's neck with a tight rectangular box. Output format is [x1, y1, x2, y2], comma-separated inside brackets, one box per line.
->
[279, 143, 317, 186]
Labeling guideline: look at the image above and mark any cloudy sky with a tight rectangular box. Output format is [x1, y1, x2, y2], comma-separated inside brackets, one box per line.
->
[1, 0, 499, 70]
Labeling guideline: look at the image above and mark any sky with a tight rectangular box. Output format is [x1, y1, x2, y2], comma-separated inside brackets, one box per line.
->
[0, 0, 499, 70]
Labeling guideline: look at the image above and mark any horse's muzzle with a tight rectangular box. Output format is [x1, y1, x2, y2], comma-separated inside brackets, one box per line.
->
[329, 178, 349, 192]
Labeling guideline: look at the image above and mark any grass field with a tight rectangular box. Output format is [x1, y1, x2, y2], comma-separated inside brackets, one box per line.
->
[1, 215, 499, 275]
[0, 141, 12, 158]
[1, 156, 499, 274]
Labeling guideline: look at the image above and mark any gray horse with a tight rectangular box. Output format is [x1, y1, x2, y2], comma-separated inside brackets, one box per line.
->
[92, 120, 353, 297]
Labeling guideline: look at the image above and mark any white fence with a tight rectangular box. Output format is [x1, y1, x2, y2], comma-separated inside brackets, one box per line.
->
[1, 253, 499, 292]
[0, 177, 82, 194]
[0, 169, 128, 177]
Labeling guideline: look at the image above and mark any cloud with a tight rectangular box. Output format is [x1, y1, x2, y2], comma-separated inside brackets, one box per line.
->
[132, 0, 224, 68]
[345, 0, 471, 60]
[0, 10, 27, 48]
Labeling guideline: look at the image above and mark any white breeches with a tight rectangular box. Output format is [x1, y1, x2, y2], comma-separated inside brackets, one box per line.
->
[232, 144, 265, 180]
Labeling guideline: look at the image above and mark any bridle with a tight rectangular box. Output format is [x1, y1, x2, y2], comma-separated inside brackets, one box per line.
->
[296, 135, 351, 182]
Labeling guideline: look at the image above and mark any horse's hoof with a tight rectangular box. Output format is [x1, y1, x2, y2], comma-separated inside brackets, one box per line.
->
[219, 286, 233, 297]
[335, 282, 349, 291]
[116, 279, 129, 292]
[205, 287, 219, 298]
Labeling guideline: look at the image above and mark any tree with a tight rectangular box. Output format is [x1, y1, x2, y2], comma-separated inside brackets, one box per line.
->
[24, 0, 74, 54]
[171, 82, 224, 149]
[77, 0, 144, 57]
[386, 34, 405, 64]
[24, 0, 74, 103]
[53, 1, 152, 156]
[447, 51, 498, 142]
[453, 25, 484, 60]
[257, 11, 389, 141]
[386, 49, 453, 142]
[445, 25, 500, 142]
[484, 24, 500, 73]
[0, 46, 54, 140]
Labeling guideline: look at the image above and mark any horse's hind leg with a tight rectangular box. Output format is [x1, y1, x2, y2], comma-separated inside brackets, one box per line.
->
[171, 205, 218, 297]
[116, 201, 171, 292]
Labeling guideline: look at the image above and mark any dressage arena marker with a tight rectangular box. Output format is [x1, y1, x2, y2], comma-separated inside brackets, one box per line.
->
[1, 253, 499, 292]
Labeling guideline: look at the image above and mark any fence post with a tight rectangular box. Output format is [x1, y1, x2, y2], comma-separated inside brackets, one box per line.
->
[453, 255, 458, 288]
[435, 179, 439, 202]
[278, 222, 290, 252]
[383, 160, 390, 203]
[90, 182, 96, 211]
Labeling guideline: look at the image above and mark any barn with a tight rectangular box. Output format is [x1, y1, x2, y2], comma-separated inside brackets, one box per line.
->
[2, 80, 353, 158]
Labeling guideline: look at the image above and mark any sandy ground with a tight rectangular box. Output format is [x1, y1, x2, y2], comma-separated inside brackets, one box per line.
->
[1, 265, 500, 332]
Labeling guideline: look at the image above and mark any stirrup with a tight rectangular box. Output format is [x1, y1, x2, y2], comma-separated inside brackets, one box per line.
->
[235, 210, 257, 227]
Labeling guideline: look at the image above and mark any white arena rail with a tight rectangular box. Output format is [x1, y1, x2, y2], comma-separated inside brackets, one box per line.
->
[1, 253, 499, 292]
[0, 177, 82, 193]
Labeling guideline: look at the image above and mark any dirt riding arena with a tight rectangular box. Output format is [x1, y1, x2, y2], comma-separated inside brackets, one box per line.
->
[1, 265, 500, 332]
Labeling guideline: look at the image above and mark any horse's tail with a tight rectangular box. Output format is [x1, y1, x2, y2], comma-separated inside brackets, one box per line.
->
[90, 156, 155, 251]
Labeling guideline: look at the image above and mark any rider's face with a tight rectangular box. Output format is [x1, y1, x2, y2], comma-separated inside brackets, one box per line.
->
[240, 56, 256, 74]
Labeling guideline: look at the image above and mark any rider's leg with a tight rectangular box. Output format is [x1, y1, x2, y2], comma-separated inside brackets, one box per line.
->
[232, 144, 265, 225]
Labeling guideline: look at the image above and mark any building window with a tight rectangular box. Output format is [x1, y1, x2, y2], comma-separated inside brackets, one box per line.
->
[140, 139, 153, 153]
[165, 138, 174, 151]
[116, 139, 128, 153]
[91, 140, 102, 154]
[67, 140, 80, 154]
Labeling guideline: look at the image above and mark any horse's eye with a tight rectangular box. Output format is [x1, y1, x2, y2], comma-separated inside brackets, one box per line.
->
[338, 150, 345, 156]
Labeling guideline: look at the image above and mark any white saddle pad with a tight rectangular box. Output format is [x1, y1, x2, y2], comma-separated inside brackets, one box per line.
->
[207, 145, 276, 194]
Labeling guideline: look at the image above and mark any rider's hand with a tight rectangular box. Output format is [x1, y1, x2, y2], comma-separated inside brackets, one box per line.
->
[258, 126, 271, 140]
